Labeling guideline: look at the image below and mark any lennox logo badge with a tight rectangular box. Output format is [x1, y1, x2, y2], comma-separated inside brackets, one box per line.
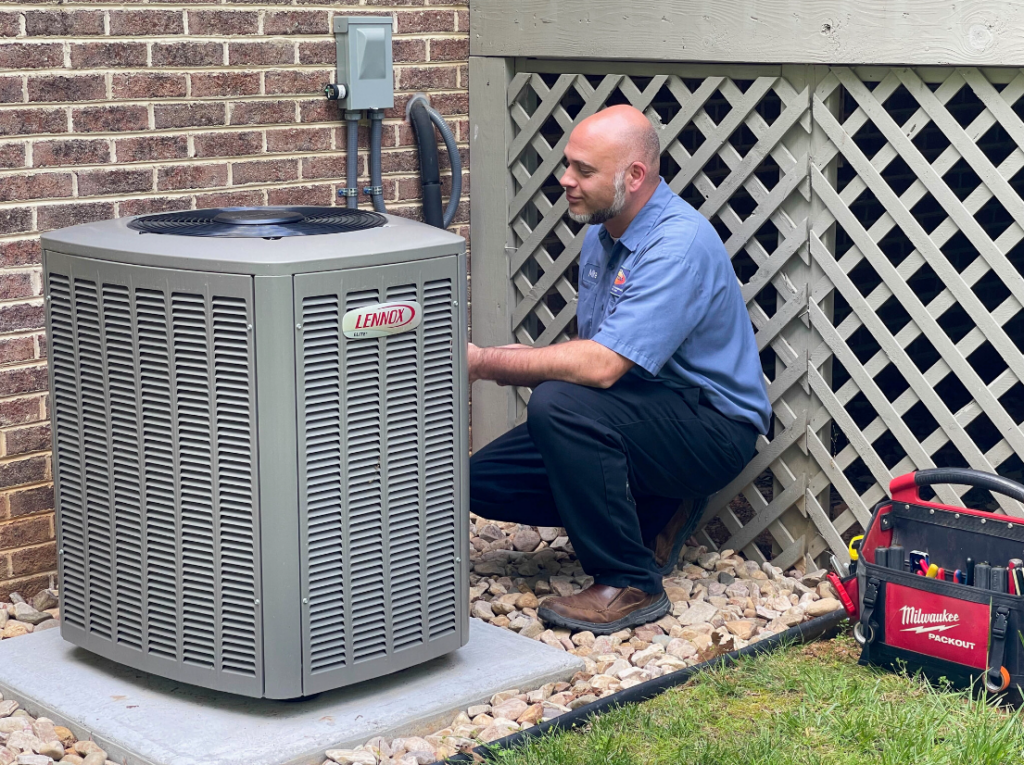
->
[342, 301, 422, 339]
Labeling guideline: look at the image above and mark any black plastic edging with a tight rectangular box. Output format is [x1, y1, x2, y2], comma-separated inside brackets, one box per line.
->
[426, 608, 848, 764]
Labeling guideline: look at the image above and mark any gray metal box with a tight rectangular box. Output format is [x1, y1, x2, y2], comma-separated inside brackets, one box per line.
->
[333, 16, 394, 111]
[40, 214, 469, 699]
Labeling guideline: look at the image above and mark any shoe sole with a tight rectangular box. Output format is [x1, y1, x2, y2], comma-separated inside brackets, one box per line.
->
[537, 592, 671, 636]
[656, 496, 709, 576]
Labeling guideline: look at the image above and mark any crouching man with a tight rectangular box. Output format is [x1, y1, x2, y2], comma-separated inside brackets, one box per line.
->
[468, 105, 771, 635]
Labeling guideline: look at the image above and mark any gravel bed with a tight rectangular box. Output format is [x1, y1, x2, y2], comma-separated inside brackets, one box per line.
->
[1, 519, 843, 765]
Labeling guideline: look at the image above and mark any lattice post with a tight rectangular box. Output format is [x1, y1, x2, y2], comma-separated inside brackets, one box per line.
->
[769, 65, 842, 570]
[469, 56, 518, 450]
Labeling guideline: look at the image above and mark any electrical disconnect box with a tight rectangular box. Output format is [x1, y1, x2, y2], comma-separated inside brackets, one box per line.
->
[333, 16, 394, 111]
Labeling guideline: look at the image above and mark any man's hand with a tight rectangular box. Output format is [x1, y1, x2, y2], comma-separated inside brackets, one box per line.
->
[468, 339, 633, 389]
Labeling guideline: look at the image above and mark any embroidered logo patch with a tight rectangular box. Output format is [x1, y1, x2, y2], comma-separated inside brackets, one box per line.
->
[610, 267, 630, 296]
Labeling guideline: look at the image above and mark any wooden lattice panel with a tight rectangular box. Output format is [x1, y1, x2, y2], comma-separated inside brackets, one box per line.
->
[809, 66, 1024, 526]
[481, 61, 1024, 570]
[504, 65, 822, 568]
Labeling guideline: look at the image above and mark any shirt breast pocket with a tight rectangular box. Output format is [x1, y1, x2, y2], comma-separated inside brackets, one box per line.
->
[580, 265, 599, 290]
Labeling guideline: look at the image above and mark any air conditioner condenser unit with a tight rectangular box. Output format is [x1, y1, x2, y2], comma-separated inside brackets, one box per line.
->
[41, 207, 469, 699]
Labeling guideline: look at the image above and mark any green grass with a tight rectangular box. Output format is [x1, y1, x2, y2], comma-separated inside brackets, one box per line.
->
[489, 633, 1024, 765]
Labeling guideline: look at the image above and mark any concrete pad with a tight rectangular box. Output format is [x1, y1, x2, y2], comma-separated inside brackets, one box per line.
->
[0, 620, 583, 765]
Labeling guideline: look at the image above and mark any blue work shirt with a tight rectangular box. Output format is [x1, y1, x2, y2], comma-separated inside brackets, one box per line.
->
[577, 179, 772, 434]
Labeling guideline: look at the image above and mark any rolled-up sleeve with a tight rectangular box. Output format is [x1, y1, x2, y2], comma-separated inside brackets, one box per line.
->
[591, 234, 709, 376]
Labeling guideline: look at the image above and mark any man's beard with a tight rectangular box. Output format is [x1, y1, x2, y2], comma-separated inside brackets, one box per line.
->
[568, 170, 627, 225]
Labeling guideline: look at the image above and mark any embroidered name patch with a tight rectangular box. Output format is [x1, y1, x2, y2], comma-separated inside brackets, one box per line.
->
[610, 267, 630, 296]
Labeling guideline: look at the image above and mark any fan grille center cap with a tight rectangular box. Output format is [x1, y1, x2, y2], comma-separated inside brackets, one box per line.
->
[213, 210, 305, 225]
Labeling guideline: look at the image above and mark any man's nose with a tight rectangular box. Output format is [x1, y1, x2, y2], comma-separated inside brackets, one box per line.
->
[559, 169, 575, 189]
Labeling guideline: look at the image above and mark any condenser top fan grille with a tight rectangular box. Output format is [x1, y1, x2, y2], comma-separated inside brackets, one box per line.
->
[127, 207, 387, 238]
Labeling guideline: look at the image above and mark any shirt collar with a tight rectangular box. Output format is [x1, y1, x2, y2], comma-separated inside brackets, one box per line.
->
[596, 178, 673, 254]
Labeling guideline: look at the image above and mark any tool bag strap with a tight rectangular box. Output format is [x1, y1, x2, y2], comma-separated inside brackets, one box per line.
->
[986, 606, 1011, 694]
[855, 577, 882, 651]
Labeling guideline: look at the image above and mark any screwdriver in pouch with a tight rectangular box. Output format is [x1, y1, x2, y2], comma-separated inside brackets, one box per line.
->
[875, 547, 889, 569]
[889, 545, 905, 572]
[992, 566, 1008, 593]
[975, 562, 992, 590]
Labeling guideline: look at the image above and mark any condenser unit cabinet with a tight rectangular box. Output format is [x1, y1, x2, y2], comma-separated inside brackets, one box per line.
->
[41, 208, 469, 699]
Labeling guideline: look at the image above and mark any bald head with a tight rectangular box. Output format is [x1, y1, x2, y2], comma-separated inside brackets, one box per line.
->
[574, 105, 661, 178]
[560, 104, 663, 232]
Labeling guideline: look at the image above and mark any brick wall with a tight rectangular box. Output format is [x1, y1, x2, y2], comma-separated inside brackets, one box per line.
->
[0, 0, 470, 601]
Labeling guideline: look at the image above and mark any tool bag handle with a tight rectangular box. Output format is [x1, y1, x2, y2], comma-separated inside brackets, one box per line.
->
[891, 469, 1024, 505]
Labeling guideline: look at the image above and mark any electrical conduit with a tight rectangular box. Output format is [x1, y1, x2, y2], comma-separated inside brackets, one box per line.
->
[344, 110, 361, 210]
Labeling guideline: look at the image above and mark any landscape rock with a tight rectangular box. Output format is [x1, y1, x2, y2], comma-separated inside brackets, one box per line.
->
[804, 597, 842, 617]
[511, 528, 542, 552]
[0, 703, 19, 720]
[725, 620, 757, 640]
[11, 604, 49, 627]
[30, 591, 58, 613]
[1, 623, 31, 639]
[567, 694, 599, 710]
[15, 755, 51, 765]
[676, 600, 716, 626]
[491, 698, 528, 721]
[478, 720, 518, 743]
[666, 638, 698, 659]
[538, 527, 561, 542]
[52, 728, 74, 749]
[517, 704, 544, 725]
[325, 749, 377, 765]
[5, 732, 42, 755]
[36, 743, 62, 762]
[470, 601, 494, 621]
[73, 742, 105, 758]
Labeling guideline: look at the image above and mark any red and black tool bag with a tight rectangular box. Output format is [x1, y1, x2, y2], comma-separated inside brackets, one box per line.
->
[855, 468, 1024, 705]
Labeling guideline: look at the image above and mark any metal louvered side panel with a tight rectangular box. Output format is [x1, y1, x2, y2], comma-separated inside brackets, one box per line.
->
[75, 279, 115, 640]
[48, 274, 86, 630]
[345, 288, 388, 664]
[295, 253, 465, 694]
[385, 283, 424, 652]
[47, 251, 261, 697]
[212, 297, 260, 678]
[136, 289, 179, 660]
[423, 279, 458, 639]
[103, 285, 144, 651]
[302, 295, 347, 674]
[173, 294, 216, 669]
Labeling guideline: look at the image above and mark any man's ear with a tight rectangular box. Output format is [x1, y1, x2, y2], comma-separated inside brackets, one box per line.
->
[627, 161, 647, 192]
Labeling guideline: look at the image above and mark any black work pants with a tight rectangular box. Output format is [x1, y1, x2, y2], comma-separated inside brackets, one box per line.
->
[469, 375, 758, 594]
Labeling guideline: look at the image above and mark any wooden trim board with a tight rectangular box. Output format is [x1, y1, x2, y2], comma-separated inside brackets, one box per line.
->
[471, 0, 1024, 66]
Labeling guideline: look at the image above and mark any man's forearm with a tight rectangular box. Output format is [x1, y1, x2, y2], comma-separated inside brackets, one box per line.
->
[473, 340, 633, 389]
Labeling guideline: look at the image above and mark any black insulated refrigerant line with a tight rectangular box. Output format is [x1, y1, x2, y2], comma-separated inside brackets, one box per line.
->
[424, 608, 848, 765]
[407, 94, 462, 229]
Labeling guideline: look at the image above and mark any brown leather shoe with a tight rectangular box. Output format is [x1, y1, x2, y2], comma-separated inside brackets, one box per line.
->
[652, 496, 709, 575]
[537, 584, 670, 635]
